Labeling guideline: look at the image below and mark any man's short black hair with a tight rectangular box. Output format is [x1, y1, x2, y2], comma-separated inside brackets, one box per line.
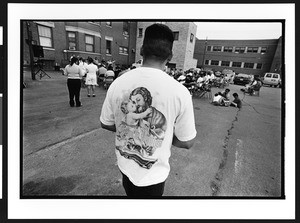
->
[141, 23, 174, 61]
[233, 93, 238, 97]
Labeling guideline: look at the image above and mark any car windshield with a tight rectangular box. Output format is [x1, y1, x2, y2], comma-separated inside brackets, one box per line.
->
[237, 74, 249, 78]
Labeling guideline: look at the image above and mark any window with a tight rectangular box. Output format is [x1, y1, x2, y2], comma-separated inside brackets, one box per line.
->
[106, 21, 112, 27]
[213, 46, 222, 52]
[256, 63, 263, 69]
[244, 63, 254, 69]
[106, 40, 112, 54]
[67, 32, 76, 50]
[138, 28, 143, 37]
[247, 47, 258, 53]
[85, 35, 94, 52]
[235, 47, 245, 53]
[221, 61, 230, 66]
[211, 60, 219, 66]
[173, 32, 179, 41]
[232, 62, 242, 67]
[273, 74, 279, 78]
[206, 46, 212, 51]
[190, 33, 194, 43]
[223, 46, 233, 52]
[205, 60, 209, 65]
[261, 47, 267, 54]
[123, 22, 129, 36]
[266, 73, 272, 78]
[37, 25, 52, 47]
[119, 46, 128, 55]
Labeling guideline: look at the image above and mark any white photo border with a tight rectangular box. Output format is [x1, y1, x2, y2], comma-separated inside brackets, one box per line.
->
[8, 3, 295, 220]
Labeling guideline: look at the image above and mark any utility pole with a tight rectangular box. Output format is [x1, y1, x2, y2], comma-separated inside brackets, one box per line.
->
[127, 21, 130, 67]
[26, 21, 36, 80]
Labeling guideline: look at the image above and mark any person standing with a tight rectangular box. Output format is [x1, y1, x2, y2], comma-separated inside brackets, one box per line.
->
[100, 23, 197, 197]
[85, 57, 98, 97]
[64, 57, 83, 107]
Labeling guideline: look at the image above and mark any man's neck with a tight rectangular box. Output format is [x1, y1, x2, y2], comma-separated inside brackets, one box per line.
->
[142, 58, 166, 71]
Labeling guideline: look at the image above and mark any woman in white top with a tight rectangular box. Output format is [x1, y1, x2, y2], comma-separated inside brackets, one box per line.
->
[85, 57, 98, 97]
[64, 57, 83, 107]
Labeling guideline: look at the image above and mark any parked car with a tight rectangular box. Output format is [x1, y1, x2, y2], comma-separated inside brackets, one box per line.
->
[233, 73, 253, 86]
[261, 72, 281, 87]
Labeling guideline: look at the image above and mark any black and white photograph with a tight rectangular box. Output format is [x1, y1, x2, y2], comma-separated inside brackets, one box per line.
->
[7, 3, 295, 220]
[21, 20, 283, 198]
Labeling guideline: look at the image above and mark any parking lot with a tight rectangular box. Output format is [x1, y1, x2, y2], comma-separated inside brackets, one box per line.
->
[22, 70, 282, 197]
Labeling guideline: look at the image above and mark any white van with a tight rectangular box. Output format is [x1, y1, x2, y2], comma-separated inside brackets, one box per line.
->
[262, 73, 281, 87]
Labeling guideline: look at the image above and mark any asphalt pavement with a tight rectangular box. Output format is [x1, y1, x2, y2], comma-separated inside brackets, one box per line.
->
[22, 69, 282, 197]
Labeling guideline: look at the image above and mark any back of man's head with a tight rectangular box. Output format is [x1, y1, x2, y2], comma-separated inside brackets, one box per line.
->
[141, 23, 174, 61]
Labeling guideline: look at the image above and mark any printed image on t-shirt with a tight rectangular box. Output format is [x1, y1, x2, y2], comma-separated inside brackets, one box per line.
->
[116, 87, 167, 169]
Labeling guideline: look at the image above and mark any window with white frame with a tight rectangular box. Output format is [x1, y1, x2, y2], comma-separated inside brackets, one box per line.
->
[85, 35, 94, 52]
[106, 40, 112, 54]
[37, 25, 52, 48]
[67, 32, 76, 50]
[119, 46, 128, 55]
[205, 60, 209, 65]
[206, 46, 212, 51]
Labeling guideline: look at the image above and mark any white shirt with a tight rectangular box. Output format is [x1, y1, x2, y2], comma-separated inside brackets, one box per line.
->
[100, 67, 197, 186]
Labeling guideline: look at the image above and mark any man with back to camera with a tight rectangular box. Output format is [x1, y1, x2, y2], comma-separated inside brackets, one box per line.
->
[100, 23, 197, 198]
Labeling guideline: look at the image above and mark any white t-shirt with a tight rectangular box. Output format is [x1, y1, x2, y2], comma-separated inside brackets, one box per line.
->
[100, 67, 197, 186]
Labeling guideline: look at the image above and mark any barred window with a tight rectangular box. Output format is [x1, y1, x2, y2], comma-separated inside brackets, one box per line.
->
[119, 46, 128, 55]
[138, 28, 143, 37]
[205, 60, 209, 65]
[206, 46, 212, 51]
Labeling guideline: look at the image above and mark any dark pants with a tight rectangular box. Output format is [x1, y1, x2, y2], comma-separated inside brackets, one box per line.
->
[121, 172, 165, 198]
[67, 79, 81, 107]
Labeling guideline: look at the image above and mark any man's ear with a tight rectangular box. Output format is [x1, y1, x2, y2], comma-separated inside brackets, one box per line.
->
[140, 46, 144, 56]
[167, 51, 173, 61]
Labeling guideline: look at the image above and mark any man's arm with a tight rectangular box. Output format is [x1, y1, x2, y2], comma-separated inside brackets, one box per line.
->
[100, 122, 116, 132]
[172, 135, 195, 149]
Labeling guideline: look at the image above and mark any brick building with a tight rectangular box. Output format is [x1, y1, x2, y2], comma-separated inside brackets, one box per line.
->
[23, 21, 137, 70]
[193, 37, 282, 77]
[135, 21, 198, 71]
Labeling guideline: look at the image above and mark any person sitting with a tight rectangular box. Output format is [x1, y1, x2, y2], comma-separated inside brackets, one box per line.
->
[230, 93, 242, 109]
[241, 75, 262, 95]
[220, 88, 230, 100]
[212, 92, 223, 106]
